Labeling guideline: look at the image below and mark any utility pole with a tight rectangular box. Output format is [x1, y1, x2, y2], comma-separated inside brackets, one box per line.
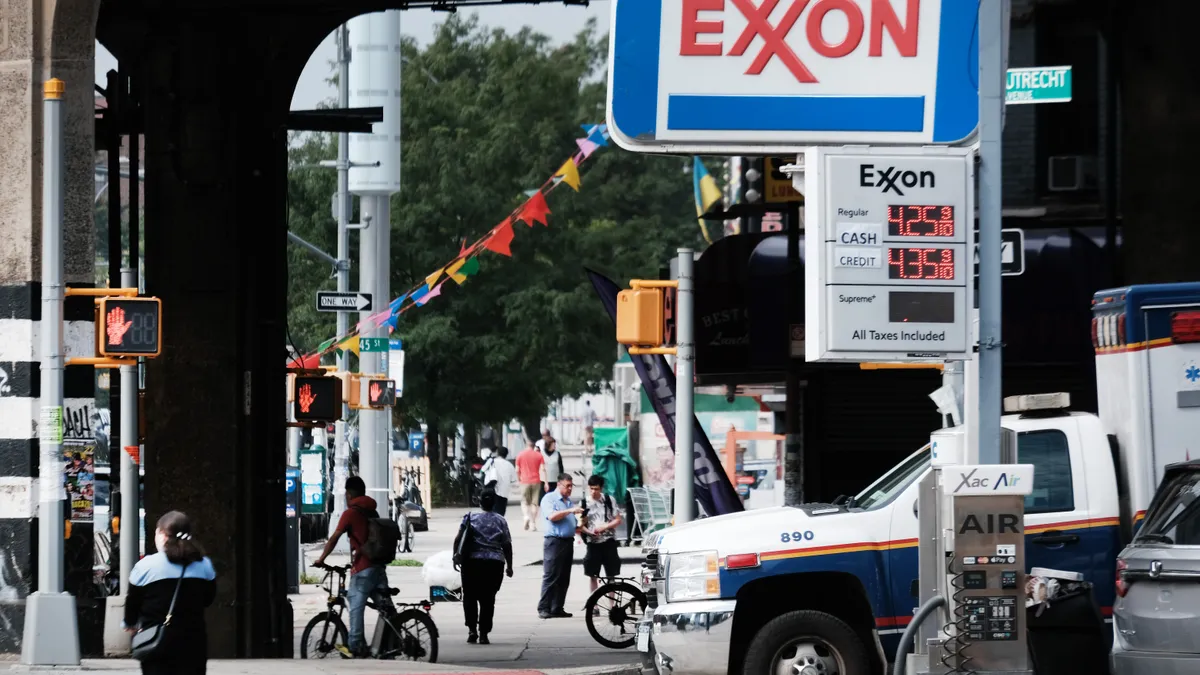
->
[672, 248, 695, 524]
[350, 11, 402, 512]
[977, 0, 1004, 465]
[22, 77, 80, 666]
[119, 268, 138, 593]
[327, 22, 353, 551]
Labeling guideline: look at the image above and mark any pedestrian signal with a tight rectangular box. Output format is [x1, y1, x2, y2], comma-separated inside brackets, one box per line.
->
[293, 376, 342, 423]
[97, 297, 162, 357]
[368, 379, 396, 407]
[616, 288, 664, 346]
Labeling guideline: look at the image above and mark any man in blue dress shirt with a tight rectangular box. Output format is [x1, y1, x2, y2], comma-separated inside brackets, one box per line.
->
[538, 472, 582, 618]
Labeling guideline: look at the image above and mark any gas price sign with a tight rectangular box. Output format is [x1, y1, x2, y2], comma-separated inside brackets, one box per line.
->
[803, 147, 974, 363]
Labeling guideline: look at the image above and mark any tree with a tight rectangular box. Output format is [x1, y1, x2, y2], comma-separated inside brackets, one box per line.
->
[286, 15, 703, 440]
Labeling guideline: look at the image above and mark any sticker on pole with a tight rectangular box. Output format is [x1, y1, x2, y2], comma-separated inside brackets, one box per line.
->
[607, 0, 981, 152]
[40, 406, 63, 443]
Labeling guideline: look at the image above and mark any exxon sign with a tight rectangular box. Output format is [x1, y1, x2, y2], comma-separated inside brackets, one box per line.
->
[607, 0, 980, 152]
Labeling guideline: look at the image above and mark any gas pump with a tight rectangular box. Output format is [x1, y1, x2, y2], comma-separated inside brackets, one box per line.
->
[901, 428, 1034, 675]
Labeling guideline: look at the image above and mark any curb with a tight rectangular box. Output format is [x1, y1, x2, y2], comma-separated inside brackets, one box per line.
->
[523, 558, 646, 568]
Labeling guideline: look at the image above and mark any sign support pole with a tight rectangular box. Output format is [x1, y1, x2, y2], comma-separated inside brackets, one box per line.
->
[329, 22, 352, 551]
[23, 77, 80, 666]
[977, 0, 1006, 465]
[784, 199, 803, 506]
[119, 268, 139, 594]
[673, 248, 695, 524]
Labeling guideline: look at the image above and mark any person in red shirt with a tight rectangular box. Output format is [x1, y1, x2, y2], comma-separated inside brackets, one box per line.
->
[515, 441, 545, 531]
[314, 476, 387, 657]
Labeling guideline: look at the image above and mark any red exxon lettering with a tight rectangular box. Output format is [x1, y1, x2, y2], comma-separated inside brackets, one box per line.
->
[679, 0, 922, 85]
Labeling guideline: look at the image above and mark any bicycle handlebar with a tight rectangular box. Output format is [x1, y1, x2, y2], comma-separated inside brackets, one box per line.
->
[312, 562, 350, 573]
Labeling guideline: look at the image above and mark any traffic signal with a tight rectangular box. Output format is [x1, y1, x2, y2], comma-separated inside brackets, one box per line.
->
[367, 379, 397, 407]
[293, 375, 342, 423]
[616, 287, 664, 346]
[97, 297, 162, 358]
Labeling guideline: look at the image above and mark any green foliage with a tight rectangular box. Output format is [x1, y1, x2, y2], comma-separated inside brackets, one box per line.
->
[286, 15, 701, 431]
[388, 558, 424, 567]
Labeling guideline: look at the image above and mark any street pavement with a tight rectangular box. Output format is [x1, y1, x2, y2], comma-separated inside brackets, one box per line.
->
[293, 447, 644, 674]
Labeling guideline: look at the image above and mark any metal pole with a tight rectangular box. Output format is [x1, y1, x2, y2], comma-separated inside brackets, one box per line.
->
[358, 195, 380, 502]
[119, 269, 138, 594]
[977, 0, 1004, 465]
[330, 22, 352, 548]
[784, 200, 803, 505]
[22, 77, 80, 666]
[673, 248, 695, 524]
[376, 194, 391, 511]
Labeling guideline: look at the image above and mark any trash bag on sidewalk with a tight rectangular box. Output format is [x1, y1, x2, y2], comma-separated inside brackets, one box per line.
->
[423, 550, 462, 590]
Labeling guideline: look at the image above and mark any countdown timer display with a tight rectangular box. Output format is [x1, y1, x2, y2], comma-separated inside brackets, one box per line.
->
[803, 147, 974, 363]
[97, 297, 162, 357]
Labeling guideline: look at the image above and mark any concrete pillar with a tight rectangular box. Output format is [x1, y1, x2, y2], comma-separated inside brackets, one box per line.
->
[0, 0, 99, 654]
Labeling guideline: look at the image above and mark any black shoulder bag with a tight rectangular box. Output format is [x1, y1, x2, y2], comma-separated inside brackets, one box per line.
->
[453, 514, 475, 570]
[131, 563, 188, 660]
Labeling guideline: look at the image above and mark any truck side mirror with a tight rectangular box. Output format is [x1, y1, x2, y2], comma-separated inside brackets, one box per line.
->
[912, 500, 918, 519]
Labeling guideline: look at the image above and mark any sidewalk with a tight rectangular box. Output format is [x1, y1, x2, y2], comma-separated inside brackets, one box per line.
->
[6, 660, 637, 675]
[294, 449, 642, 673]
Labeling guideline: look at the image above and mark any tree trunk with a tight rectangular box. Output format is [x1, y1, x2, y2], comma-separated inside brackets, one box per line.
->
[521, 416, 541, 443]
[427, 419, 441, 463]
[1121, 4, 1200, 283]
[464, 423, 479, 458]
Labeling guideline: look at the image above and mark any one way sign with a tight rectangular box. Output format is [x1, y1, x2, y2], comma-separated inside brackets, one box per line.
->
[316, 291, 373, 312]
[974, 229, 1025, 277]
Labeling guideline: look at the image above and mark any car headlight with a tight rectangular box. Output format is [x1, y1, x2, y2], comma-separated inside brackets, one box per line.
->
[664, 550, 721, 602]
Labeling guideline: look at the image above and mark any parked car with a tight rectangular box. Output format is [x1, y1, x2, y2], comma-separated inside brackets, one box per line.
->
[1113, 460, 1200, 673]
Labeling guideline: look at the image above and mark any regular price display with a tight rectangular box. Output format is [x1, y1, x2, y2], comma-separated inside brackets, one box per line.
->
[888, 248, 956, 280]
[888, 205, 955, 237]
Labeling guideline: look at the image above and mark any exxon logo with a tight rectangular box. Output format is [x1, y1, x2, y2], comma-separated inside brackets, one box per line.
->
[679, 0, 921, 84]
[859, 164, 935, 196]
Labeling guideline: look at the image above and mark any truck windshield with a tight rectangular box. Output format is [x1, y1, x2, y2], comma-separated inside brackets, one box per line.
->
[853, 445, 931, 510]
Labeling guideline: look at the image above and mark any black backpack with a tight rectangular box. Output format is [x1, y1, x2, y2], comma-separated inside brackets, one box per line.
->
[350, 506, 400, 565]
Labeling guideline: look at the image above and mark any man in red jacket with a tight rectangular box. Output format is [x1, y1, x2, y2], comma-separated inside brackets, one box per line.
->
[315, 476, 388, 657]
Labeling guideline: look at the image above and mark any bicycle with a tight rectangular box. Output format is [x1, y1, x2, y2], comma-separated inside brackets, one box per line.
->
[583, 576, 648, 649]
[300, 563, 439, 662]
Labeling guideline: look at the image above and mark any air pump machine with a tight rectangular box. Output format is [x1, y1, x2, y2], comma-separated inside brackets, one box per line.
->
[900, 426, 1035, 675]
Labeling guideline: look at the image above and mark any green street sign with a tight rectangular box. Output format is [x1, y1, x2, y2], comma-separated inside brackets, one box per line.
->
[359, 337, 388, 353]
[1006, 66, 1071, 105]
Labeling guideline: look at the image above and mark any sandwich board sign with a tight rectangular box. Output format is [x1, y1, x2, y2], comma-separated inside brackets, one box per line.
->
[607, 0, 982, 153]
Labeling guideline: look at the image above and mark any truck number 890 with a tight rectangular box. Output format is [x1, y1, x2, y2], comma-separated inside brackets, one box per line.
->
[781, 531, 815, 543]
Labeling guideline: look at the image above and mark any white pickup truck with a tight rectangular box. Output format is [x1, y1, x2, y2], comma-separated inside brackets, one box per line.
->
[638, 282, 1200, 675]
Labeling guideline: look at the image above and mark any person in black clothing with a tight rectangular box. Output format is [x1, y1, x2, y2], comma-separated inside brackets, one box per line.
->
[124, 510, 217, 675]
[454, 489, 514, 645]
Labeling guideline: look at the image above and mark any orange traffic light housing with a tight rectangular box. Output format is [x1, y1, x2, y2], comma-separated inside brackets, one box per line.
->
[367, 379, 397, 407]
[293, 375, 342, 423]
[97, 297, 162, 358]
[616, 288, 664, 346]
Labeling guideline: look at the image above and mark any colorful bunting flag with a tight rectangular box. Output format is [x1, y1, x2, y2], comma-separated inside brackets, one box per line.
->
[389, 294, 408, 313]
[426, 268, 444, 289]
[554, 158, 582, 191]
[386, 314, 399, 332]
[446, 258, 468, 284]
[317, 337, 336, 354]
[416, 282, 444, 306]
[411, 285, 430, 304]
[484, 219, 515, 257]
[576, 137, 600, 159]
[518, 191, 551, 227]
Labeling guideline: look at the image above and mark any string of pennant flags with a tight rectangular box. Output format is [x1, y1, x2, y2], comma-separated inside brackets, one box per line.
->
[309, 123, 612, 360]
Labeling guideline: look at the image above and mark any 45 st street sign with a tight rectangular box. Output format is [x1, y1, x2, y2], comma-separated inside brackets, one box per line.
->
[607, 0, 982, 152]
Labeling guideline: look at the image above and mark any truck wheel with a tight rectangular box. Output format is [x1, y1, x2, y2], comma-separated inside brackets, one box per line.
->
[743, 611, 872, 675]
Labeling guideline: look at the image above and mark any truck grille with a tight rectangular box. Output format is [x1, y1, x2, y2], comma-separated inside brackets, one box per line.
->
[642, 551, 659, 610]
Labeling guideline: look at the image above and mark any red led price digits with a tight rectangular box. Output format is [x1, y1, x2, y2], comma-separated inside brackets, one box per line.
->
[887, 205, 955, 237]
[888, 248, 956, 280]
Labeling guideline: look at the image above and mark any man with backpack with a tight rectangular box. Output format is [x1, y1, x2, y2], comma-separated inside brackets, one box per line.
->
[315, 476, 399, 657]
[580, 475, 623, 594]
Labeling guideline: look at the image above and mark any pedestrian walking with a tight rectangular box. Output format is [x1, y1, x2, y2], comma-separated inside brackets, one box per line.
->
[538, 473, 581, 619]
[580, 475, 623, 594]
[124, 510, 217, 675]
[314, 476, 397, 657]
[482, 446, 517, 517]
[453, 490, 514, 645]
[515, 441, 545, 530]
[539, 435, 564, 495]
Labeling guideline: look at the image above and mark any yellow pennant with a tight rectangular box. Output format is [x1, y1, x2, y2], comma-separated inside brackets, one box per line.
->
[446, 258, 468, 285]
[426, 268, 444, 289]
[554, 158, 581, 191]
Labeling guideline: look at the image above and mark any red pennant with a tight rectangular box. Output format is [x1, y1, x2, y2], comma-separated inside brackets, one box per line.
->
[484, 219, 515, 257]
[459, 238, 470, 257]
[517, 191, 551, 227]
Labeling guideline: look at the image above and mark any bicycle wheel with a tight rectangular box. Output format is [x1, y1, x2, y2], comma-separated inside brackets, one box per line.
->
[395, 514, 412, 555]
[585, 582, 647, 649]
[379, 608, 439, 662]
[300, 611, 349, 659]
[404, 519, 415, 553]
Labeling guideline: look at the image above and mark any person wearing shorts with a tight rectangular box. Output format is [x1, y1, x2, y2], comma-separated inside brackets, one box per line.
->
[515, 441, 545, 530]
[580, 475, 622, 594]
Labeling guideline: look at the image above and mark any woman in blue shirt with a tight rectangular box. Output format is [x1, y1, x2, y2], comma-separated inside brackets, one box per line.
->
[453, 489, 514, 644]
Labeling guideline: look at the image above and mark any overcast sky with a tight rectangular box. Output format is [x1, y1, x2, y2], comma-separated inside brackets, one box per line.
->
[95, 3, 611, 111]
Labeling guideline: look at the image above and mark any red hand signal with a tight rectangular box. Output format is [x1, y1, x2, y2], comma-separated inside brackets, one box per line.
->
[298, 384, 317, 413]
[370, 382, 382, 401]
[106, 307, 133, 346]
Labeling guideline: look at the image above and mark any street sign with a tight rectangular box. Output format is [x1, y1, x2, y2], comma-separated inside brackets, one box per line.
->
[607, 0, 981, 152]
[766, 157, 803, 203]
[803, 146, 974, 363]
[316, 291, 372, 312]
[359, 337, 388, 353]
[1005, 66, 1071, 105]
[974, 229, 1025, 276]
[388, 339, 405, 398]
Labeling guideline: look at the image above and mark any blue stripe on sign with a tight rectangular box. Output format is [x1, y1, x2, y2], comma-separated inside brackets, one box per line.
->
[932, 0, 980, 142]
[667, 96, 926, 132]
[608, 0, 660, 141]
